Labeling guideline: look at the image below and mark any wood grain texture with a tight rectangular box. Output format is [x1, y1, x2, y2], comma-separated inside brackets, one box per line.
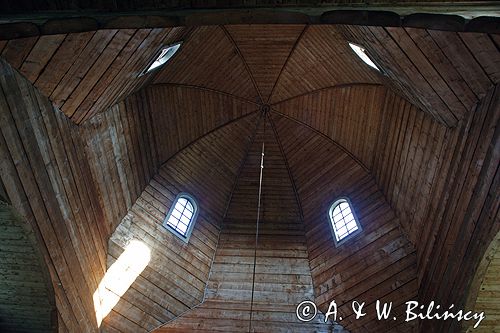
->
[101, 114, 258, 332]
[155, 117, 335, 333]
[466, 235, 500, 333]
[0, 201, 56, 333]
[340, 25, 499, 127]
[0, 58, 106, 331]
[1, 27, 190, 123]
[154, 26, 260, 103]
[372, 85, 500, 332]
[0, 58, 163, 332]
[224, 24, 306, 103]
[272, 84, 386, 170]
[269, 25, 381, 104]
[272, 113, 419, 332]
[143, 84, 259, 165]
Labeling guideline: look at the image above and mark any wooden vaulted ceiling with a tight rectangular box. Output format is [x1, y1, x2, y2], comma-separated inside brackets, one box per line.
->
[0, 13, 499, 333]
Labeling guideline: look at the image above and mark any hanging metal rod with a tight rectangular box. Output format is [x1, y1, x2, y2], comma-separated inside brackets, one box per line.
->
[249, 131, 265, 333]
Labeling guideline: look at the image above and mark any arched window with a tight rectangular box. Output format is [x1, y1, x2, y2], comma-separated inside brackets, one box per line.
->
[163, 193, 198, 243]
[328, 197, 362, 246]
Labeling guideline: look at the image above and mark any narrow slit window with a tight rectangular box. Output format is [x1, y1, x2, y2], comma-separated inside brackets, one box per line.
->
[142, 42, 182, 75]
[329, 198, 362, 246]
[163, 193, 198, 243]
[348, 42, 380, 71]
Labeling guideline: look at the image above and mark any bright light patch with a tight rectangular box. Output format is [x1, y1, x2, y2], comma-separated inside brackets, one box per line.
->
[143, 42, 181, 74]
[348, 42, 380, 71]
[93, 240, 151, 327]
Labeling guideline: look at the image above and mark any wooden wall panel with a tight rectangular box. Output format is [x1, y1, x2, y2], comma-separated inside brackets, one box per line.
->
[371, 85, 499, 332]
[466, 235, 500, 333]
[0, 58, 107, 331]
[79, 99, 159, 235]
[154, 26, 260, 103]
[102, 114, 258, 332]
[0, 27, 189, 123]
[0, 201, 56, 332]
[269, 25, 381, 104]
[155, 117, 334, 332]
[341, 25, 499, 127]
[144, 84, 259, 165]
[272, 113, 418, 332]
[272, 84, 386, 170]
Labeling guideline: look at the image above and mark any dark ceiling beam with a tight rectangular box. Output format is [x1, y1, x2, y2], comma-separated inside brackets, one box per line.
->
[0, 4, 499, 39]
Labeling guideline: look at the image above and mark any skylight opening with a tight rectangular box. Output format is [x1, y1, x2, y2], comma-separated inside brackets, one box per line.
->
[163, 193, 198, 243]
[348, 42, 380, 71]
[142, 42, 181, 75]
[329, 198, 362, 246]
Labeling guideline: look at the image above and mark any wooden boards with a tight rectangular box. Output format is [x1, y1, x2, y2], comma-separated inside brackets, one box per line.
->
[143, 84, 260, 165]
[340, 25, 499, 127]
[0, 57, 162, 332]
[272, 84, 386, 170]
[0, 27, 190, 123]
[155, 116, 334, 332]
[0, 58, 105, 331]
[154, 26, 260, 103]
[0, 201, 56, 333]
[101, 114, 258, 332]
[271, 113, 419, 332]
[371, 84, 499, 332]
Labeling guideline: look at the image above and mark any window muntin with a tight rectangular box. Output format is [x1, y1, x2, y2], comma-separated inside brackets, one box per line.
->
[142, 42, 181, 75]
[329, 198, 361, 245]
[348, 42, 380, 71]
[163, 193, 198, 243]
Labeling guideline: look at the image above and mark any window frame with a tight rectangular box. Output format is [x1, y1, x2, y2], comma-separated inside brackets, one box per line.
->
[140, 41, 182, 76]
[328, 197, 362, 247]
[162, 192, 199, 243]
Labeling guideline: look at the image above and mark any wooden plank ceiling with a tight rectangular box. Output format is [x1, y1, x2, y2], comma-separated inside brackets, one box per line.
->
[0, 20, 498, 333]
[0, 27, 191, 123]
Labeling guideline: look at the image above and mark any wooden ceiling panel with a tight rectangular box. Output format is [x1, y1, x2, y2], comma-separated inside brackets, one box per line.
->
[0, 27, 188, 123]
[340, 25, 499, 127]
[154, 26, 260, 103]
[269, 25, 382, 104]
[224, 24, 306, 103]
[272, 84, 387, 170]
[143, 84, 259, 165]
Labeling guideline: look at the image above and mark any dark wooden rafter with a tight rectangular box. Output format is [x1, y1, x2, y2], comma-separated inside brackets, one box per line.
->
[0, 4, 499, 40]
[267, 25, 309, 105]
[221, 25, 264, 104]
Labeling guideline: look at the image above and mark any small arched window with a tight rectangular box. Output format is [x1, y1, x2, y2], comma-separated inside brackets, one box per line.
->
[163, 192, 198, 243]
[328, 197, 362, 246]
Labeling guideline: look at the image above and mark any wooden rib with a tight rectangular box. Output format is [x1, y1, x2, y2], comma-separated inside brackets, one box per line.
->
[159, 110, 260, 168]
[267, 25, 308, 105]
[271, 82, 383, 106]
[221, 26, 264, 104]
[151, 83, 260, 106]
[270, 108, 369, 172]
[267, 113, 305, 222]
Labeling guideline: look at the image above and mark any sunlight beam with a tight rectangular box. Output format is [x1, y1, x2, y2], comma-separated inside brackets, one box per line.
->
[93, 240, 151, 327]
